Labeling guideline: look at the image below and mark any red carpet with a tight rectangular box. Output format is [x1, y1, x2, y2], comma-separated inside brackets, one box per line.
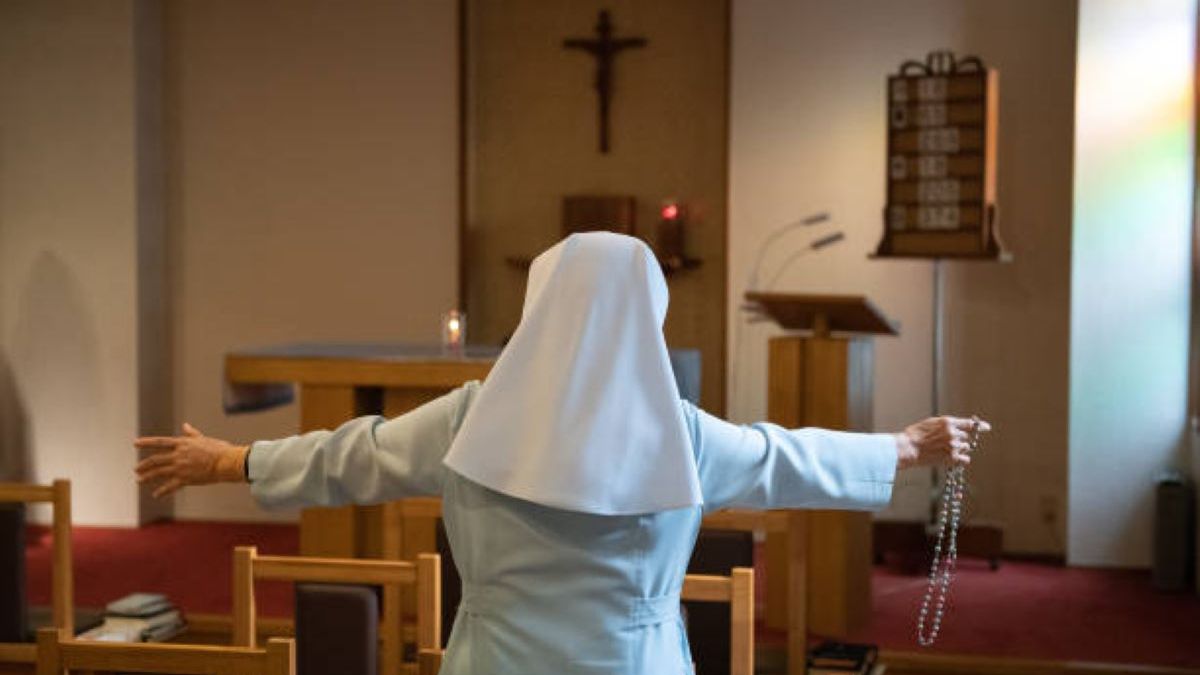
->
[756, 557, 1200, 668]
[850, 560, 1200, 666]
[26, 522, 1200, 668]
[27, 521, 300, 618]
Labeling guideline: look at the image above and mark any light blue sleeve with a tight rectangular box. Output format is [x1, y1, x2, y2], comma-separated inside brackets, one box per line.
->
[247, 381, 480, 510]
[684, 401, 897, 513]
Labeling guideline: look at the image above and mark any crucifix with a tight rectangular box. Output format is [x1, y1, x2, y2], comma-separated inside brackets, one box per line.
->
[563, 10, 647, 153]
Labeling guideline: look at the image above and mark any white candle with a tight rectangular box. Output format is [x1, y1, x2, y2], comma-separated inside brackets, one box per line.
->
[442, 310, 466, 354]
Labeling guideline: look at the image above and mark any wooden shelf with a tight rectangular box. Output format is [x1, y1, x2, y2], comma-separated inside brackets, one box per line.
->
[870, 249, 1013, 262]
[505, 254, 702, 277]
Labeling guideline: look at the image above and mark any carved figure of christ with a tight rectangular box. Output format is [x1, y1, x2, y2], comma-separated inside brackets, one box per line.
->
[563, 10, 647, 153]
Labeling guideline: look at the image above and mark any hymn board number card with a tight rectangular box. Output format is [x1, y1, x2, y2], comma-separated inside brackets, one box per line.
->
[875, 51, 1006, 259]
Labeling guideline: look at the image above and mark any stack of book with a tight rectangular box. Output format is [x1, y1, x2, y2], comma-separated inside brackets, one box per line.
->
[78, 593, 186, 643]
[808, 641, 885, 675]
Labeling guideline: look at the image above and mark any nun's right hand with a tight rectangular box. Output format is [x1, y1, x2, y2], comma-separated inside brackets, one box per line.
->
[894, 416, 991, 471]
[134, 423, 250, 498]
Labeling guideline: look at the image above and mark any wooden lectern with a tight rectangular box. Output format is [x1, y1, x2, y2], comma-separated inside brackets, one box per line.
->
[744, 292, 897, 644]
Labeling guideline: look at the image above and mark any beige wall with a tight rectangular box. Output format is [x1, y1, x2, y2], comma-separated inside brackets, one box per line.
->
[730, 0, 1077, 554]
[164, 0, 461, 521]
[0, 0, 154, 526]
[464, 0, 728, 412]
[0, 1, 1097, 546]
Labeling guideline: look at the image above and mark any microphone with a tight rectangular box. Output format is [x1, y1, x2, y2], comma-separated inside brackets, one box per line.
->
[745, 211, 831, 292]
[764, 230, 846, 290]
[811, 231, 845, 250]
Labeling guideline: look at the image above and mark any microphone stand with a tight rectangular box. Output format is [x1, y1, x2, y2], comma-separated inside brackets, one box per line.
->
[743, 212, 831, 293]
[763, 231, 846, 290]
[731, 213, 840, 418]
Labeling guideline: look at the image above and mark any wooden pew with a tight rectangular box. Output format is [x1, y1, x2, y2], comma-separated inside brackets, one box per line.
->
[417, 648, 442, 675]
[36, 627, 294, 675]
[232, 546, 440, 675]
[0, 481, 72, 669]
[683, 567, 755, 675]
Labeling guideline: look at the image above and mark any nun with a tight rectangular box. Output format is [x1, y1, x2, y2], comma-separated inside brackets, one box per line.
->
[135, 232, 988, 675]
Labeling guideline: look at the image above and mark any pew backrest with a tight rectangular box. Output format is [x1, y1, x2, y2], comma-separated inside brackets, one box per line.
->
[36, 627, 295, 675]
[681, 567, 755, 675]
[232, 546, 441, 675]
[0, 480, 72, 650]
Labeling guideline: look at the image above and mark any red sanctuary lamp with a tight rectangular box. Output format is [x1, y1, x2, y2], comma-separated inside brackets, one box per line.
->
[655, 199, 692, 273]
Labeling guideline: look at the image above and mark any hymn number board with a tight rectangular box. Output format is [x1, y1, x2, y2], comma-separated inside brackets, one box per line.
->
[875, 52, 1004, 259]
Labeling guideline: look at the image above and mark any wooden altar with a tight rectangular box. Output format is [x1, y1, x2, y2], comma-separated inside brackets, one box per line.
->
[225, 344, 497, 560]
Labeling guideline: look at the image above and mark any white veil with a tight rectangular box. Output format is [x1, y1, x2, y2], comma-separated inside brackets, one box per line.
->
[442, 232, 701, 515]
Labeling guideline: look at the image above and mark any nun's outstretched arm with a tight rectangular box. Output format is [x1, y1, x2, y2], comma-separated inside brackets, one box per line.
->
[684, 401, 898, 513]
[247, 381, 480, 510]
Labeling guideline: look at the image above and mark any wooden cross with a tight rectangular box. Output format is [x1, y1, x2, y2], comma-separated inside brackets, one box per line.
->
[563, 10, 647, 153]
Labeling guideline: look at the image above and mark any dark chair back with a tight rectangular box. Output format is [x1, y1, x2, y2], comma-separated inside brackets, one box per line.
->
[686, 529, 754, 675]
[295, 583, 378, 675]
[435, 522, 460, 649]
[0, 503, 25, 643]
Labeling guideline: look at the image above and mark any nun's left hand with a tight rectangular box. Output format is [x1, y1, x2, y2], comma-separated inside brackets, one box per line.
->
[894, 416, 991, 471]
[134, 423, 250, 498]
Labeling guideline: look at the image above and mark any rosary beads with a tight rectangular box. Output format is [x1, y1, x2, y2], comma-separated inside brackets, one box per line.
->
[916, 417, 981, 647]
